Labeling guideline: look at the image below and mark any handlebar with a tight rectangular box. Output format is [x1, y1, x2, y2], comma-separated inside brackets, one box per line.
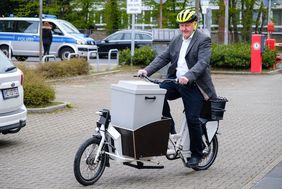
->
[134, 75, 178, 85]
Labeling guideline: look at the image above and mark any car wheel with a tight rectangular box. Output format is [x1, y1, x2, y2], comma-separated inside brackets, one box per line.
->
[59, 47, 75, 61]
[0, 45, 11, 58]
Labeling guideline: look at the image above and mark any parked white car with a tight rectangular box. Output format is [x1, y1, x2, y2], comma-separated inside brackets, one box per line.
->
[0, 51, 27, 134]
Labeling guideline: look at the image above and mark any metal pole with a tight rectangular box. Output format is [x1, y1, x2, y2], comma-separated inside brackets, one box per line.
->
[206, 8, 212, 34]
[268, 0, 272, 23]
[130, 14, 135, 66]
[39, 0, 43, 62]
[224, 0, 229, 45]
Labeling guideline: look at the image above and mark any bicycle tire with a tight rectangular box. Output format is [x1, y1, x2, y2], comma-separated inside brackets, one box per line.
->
[193, 135, 218, 171]
[73, 136, 106, 186]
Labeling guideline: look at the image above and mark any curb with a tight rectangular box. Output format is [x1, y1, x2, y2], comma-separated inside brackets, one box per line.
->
[27, 102, 70, 113]
[211, 68, 282, 75]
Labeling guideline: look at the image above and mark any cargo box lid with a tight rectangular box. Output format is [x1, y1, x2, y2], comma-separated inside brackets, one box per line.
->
[111, 80, 166, 95]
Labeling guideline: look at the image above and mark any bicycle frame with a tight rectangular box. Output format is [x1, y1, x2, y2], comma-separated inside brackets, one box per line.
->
[166, 111, 219, 164]
[94, 109, 219, 166]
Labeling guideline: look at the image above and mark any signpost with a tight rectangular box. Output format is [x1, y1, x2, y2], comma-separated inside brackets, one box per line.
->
[224, 0, 229, 45]
[39, 0, 43, 62]
[127, 0, 142, 66]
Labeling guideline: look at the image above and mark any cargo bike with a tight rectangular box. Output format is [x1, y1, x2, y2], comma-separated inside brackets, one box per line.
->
[73, 76, 228, 186]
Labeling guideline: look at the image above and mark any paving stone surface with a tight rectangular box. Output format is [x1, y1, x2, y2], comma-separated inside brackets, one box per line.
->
[0, 71, 282, 189]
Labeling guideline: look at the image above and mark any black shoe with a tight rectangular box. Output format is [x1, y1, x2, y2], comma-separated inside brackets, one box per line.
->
[186, 156, 201, 168]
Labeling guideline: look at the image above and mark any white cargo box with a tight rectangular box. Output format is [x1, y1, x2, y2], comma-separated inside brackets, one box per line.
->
[111, 80, 166, 130]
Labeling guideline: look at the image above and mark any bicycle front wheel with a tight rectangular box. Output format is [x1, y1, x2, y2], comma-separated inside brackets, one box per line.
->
[193, 135, 218, 171]
[73, 136, 106, 186]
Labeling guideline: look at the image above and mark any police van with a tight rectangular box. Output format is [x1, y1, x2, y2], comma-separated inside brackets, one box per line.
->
[0, 16, 97, 61]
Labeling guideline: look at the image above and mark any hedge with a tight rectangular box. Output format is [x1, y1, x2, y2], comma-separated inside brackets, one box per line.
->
[119, 43, 278, 69]
[211, 43, 277, 69]
[17, 64, 55, 107]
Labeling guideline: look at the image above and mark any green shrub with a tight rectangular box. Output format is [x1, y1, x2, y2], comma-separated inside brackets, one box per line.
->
[119, 46, 156, 66]
[119, 48, 131, 65]
[211, 43, 277, 69]
[262, 49, 277, 68]
[133, 46, 156, 65]
[37, 58, 90, 79]
[118, 43, 278, 70]
[211, 43, 251, 69]
[17, 64, 55, 107]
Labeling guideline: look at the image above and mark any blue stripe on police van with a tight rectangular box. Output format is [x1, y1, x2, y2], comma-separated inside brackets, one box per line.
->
[0, 33, 76, 44]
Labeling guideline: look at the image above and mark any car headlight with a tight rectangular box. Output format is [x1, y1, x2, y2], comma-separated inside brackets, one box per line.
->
[76, 39, 85, 45]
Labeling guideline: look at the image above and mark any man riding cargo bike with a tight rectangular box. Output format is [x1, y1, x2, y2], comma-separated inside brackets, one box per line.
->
[73, 8, 228, 186]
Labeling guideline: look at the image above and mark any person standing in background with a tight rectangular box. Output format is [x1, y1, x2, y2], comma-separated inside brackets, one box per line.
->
[42, 21, 53, 61]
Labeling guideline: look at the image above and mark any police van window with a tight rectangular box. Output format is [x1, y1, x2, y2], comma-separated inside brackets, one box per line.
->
[17, 21, 38, 33]
[0, 20, 15, 32]
[51, 24, 63, 35]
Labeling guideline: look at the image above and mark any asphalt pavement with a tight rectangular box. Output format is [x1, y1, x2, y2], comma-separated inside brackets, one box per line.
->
[251, 58, 282, 189]
[0, 62, 282, 189]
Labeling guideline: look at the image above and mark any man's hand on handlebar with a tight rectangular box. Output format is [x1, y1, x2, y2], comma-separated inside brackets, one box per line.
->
[137, 69, 148, 77]
[178, 76, 189, 85]
[136, 70, 189, 85]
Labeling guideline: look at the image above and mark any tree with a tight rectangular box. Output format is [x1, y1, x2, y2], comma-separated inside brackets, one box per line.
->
[0, 0, 19, 17]
[11, 0, 39, 17]
[162, 0, 182, 28]
[104, 0, 120, 34]
[217, 0, 225, 43]
[241, 0, 260, 42]
[230, 0, 239, 42]
[254, 1, 267, 34]
[63, 0, 97, 29]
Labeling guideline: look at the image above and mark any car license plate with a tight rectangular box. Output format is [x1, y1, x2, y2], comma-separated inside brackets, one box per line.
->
[2, 87, 19, 100]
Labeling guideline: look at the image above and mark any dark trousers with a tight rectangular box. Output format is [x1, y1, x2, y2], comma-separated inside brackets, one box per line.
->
[160, 81, 204, 158]
[43, 44, 51, 61]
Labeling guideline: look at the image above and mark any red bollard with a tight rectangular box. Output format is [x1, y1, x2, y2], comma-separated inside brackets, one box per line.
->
[267, 22, 275, 33]
[266, 39, 276, 50]
[251, 34, 262, 73]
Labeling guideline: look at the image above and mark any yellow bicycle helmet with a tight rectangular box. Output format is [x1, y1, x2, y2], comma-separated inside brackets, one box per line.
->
[176, 8, 198, 23]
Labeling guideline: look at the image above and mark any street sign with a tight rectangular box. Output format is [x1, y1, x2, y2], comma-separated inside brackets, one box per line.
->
[127, 0, 142, 14]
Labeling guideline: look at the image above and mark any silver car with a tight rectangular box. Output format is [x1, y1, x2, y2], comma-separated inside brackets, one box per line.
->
[0, 51, 27, 134]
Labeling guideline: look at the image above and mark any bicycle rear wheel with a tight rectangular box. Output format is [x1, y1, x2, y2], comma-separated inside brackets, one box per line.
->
[73, 136, 106, 186]
[193, 135, 218, 171]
